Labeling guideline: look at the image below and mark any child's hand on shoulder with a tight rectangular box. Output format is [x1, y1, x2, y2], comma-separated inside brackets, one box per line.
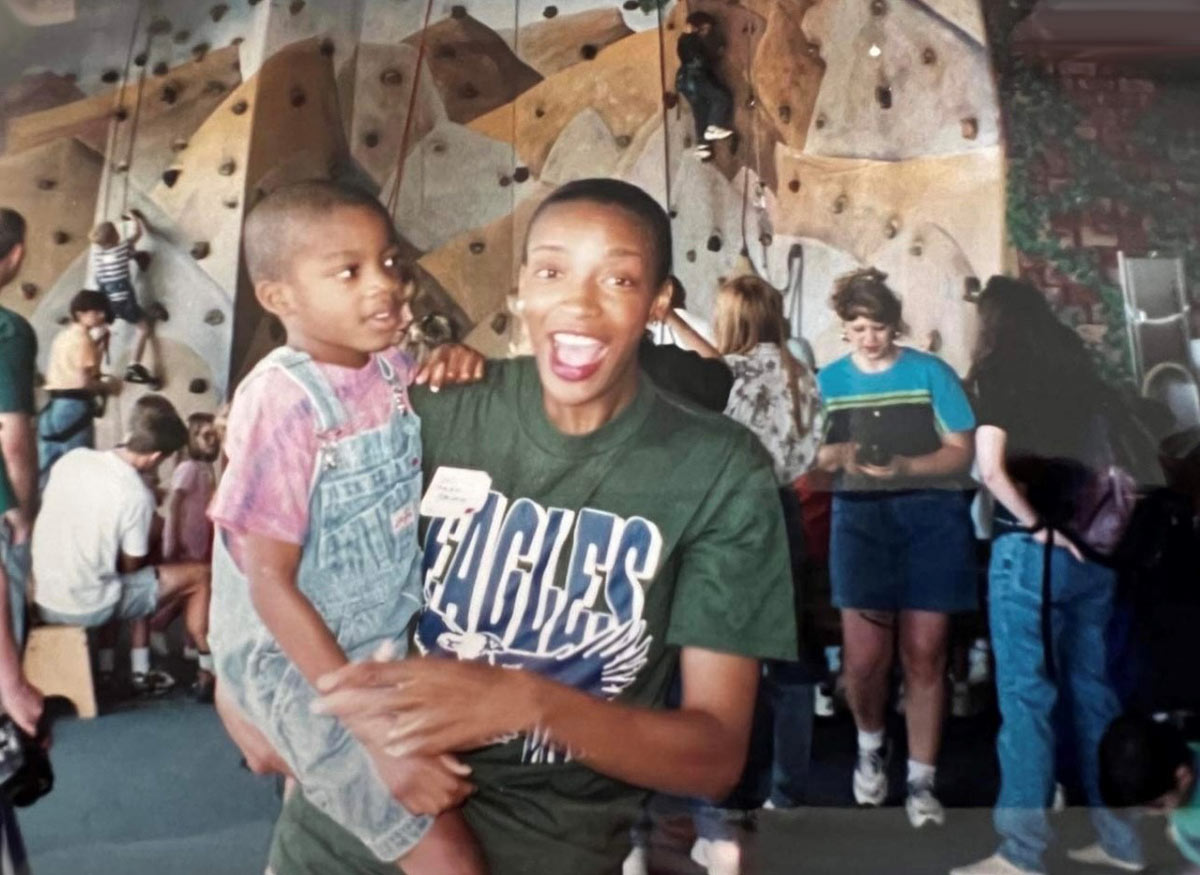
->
[413, 344, 486, 392]
[368, 749, 474, 815]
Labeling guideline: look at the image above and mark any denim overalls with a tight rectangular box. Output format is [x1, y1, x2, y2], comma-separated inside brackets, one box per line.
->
[209, 346, 429, 862]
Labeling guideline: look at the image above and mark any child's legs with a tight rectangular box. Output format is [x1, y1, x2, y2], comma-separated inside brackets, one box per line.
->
[400, 811, 485, 875]
[155, 562, 210, 651]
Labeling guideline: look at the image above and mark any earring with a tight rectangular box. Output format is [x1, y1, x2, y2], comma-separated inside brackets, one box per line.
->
[840, 332, 848, 342]
[509, 297, 525, 314]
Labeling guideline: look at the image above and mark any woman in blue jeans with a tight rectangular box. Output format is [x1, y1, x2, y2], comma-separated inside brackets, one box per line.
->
[953, 277, 1143, 875]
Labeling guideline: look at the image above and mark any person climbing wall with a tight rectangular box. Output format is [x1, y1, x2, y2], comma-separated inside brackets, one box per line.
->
[87, 210, 162, 388]
[675, 11, 734, 161]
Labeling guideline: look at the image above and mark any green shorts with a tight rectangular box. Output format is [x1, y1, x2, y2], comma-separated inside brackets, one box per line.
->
[269, 790, 398, 875]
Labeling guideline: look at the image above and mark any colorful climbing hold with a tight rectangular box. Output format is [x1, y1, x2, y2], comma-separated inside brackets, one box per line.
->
[615, 134, 632, 148]
[363, 131, 380, 148]
[20, 283, 37, 300]
[188, 379, 209, 395]
[231, 99, 248, 115]
[134, 52, 148, 67]
[543, 6, 558, 18]
[192, 42, 210, 61]
[218, 159, 237, 176]
[210, 4, 228, 22]
[100, 69, 119, 84]
[469, 241, 486, 254]
[706, 235, 722, 253]
[191, 242, 211, 260]
[153, 61, 169, 76]
[450, 5, 467, 19]
[52, 230, 70, 245]
[580, 44, 598, 60]
[513, 166, 530, 183]
[204, 309, 225, 326]
[788, 179, 801, 193]
[160, 83, 179, 105]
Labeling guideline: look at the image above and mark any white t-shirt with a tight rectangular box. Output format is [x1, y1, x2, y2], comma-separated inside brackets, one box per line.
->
[32, 448, 155, 615]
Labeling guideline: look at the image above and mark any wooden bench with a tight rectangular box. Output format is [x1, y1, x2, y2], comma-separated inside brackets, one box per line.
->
[22, 625, 97, 719]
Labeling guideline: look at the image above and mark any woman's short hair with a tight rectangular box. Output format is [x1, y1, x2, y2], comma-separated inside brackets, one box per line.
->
[124, 395, 188, 455]
[830, 268, 905, 331]
[69, 289, 113, 322]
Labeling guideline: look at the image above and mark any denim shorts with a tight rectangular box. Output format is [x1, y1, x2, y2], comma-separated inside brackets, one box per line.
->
[37, 567, 159, 627]
[98, 278, 144, 324]
[830, 489, 977, 614]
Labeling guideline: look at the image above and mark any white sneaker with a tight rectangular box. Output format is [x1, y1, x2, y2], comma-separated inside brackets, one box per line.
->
[814, 683, 835, 717]
[905, 783, 946, 828]
[621, 845, 648, 875]
[853, 743, 888, 806]
[704, 125, 733, 141]
[1066, 844, 1145, 872]
[1051, 782, 1066, 812]
[690, 837, 741, 875]
[949, 853, 1045, 875]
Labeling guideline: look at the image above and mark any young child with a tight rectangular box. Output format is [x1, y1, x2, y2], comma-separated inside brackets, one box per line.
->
[38, 289, 116, 488]
[208, 180, 486, 872]
[1101, 714, 1200, 870]
[675, 11, 733, 160]
[88, 212, 157, 387]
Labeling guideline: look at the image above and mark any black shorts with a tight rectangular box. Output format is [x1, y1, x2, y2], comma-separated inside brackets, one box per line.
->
[98, 278, 145, 324]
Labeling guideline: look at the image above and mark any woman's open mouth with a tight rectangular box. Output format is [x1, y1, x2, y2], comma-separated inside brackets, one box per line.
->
[549, 331, 609, 382]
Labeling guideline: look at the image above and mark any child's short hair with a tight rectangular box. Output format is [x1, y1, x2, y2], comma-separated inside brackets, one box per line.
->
[124, 395, 188, 456]
[69, 289, 113, 322]
[0, 208, 25, 260]
[242, 180, 397, 286]
[1100, 713, 1194, 808]
[686, 11, 716, 29]
[89, 221, 120, 248]
[831, 267, 906, 331]
[523, 178, 672, 288]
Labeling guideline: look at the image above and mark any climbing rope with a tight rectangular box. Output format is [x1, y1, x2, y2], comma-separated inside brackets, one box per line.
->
[654, 0, 673, 216]
[119, 20, 156, 216]
[384, 0, 436, 220]
[100, 0, 146, 220]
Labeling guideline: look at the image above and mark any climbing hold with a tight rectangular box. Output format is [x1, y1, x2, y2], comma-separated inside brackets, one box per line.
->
[544, 6, 558, 17]
[499, 175, 512, 187]
[615, 134, 632, 149]
[450, 5, 467, 18]
[460, 82, 480, 99]
[319, 38, 335, 57]
[288, 0, 305, 14]
[148, 17, 171, 35]
[100, 69, 119, 84]
[133, 251, 153, 271]
[153, 61, 169, 76]
[963, 276, 982, 301]
[231, 99, 249, 115]
[188, 378, 209, 395]
[435, 44, 457, 60]
[36, 178, 55, 191]
[20, 283, 37, 299]
[52, 230, 70, 245]
[870, 0, 887, 15]
[664, 91, 678, 110]
[231, 36, 244, 47]
[534, 106, 546, 118]
[706, 235, 722, 253]
[685, 250, 696, 263]
[430, 141, 447, 154]
[622, 0, 639, 9]
[815, 113, 827, 129]
[490, 312, 508, 334]
[113, 106, 129, 122]
[290, 87, 306, 108]
[380, 68, 403, 86]
[513, 166, 530, 183]
[876, 85, 893, 110]
[210, 3, 228, 22]
[134, 52, 148, 67]
[204, 309, 225, 326]
[668, 209, 678, 219]
[759, 232, 773, 248]
[192, 42, 210, 61]
[248, 0, 262, 6]
[833, 195, 848, 214]
[779, 104, 792, 124]
[469, 241, 486, 254]
[580, 44, 598, 60]
[961, 117, 979, 140]
[363, 131, 380, 148]
[218, 158, 237, 176]
[191, 241, 211, 260]
[173, 29, 190, 44]
[922, 47, 937, 65]
[160, 83, 179, 105]
[204, 79, 226, 95]
[910, 239, 924, 257]
[222, 196, 239, 209]
[885, 218, 900, 238]
[146, 302, 169, 322]
[788, 178, 801, 193]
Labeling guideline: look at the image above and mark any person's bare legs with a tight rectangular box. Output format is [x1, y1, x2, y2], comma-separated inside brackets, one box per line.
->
[842, 608, 896, 806]
[898, 610, 949, 767]
[154, 562, 211, 650]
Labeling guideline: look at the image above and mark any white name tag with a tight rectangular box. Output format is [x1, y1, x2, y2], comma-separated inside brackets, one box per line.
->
[419, 466, 493, 519]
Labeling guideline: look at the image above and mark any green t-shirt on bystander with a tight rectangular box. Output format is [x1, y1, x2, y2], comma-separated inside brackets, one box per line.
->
[0, 306, 37, 416]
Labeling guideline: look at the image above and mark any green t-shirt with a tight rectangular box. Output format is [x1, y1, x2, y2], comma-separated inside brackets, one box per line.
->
[269, 357, 797, 875]
[0, 464, 14, 516]
[1170, 744, 1200, 867]
[0, 305, 37, 416]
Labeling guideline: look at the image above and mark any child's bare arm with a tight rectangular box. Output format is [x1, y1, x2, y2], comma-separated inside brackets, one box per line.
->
[240, 531, 348, 685]
[400, 809, 487, 875]
[124, 213, 144, 246]
[162, 489, 184, 561]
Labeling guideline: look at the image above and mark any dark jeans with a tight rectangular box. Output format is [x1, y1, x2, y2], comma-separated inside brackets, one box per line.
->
[675, 66, 732, 141]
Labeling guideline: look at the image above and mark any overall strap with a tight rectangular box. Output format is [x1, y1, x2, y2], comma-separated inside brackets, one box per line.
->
[257, 347, 349, 433]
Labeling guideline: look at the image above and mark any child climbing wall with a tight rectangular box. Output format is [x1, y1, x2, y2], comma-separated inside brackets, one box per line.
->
[88, 210, 161, 389]
[675, 11, 733, 161]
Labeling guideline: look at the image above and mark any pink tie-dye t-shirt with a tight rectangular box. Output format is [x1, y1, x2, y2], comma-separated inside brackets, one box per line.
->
[209, 348, 416, 547]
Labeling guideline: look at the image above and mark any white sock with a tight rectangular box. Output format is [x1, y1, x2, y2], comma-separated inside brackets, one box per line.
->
[131, 646, 150, 676]
[907, 759, 936, 788]
[98, 648, 116, 674]
[857, 728, 885, 753]
[197, 652, 214, 672]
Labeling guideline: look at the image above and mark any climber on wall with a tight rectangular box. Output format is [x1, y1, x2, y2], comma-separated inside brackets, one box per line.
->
[88, 210, 161, 389]
[676, 11, 734, 161]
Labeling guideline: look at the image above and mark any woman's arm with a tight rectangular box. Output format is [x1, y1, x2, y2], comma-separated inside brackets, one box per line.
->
[663, 311, 721, 360]
[816, 441, 857, 474]
[316, 646, 760, 802]
[861, 430, 973, 480]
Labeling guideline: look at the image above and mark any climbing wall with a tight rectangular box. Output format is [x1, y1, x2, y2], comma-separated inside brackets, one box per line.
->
[1, 0, 1004, 418]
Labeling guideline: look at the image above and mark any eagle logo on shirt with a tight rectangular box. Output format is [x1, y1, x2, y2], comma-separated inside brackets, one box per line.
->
[416, 491, 660, 763]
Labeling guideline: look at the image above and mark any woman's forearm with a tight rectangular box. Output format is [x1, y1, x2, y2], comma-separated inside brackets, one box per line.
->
[665, 311, 720, 359]
[902, 443, 972, 479]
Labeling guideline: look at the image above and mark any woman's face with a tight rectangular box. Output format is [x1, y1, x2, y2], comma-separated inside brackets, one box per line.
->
[844, 314, 895, 362]
[518, 200, 669, 429]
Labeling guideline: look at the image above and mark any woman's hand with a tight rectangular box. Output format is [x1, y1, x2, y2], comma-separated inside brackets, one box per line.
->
[413, 344, 485, 391]
[817, 442, 859, 474]
[0, 676, 43, 737]
[857, 456, 910, 480]
[1032, 526, 1085, 563]
[314, 657, 529, 758]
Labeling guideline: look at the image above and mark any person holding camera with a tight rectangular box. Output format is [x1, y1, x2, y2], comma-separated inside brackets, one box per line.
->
[815, 268, 977, 830]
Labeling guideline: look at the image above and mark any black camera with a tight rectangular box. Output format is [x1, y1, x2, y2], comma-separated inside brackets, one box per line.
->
[0, 715, 53, 807]
[855, 442, 893, 468]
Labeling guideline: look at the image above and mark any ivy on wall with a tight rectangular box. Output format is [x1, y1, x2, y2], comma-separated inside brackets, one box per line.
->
[984, 1, 1200, 384]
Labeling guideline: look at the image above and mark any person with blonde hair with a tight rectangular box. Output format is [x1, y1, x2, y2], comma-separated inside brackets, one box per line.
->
[88, 212, 158, 386]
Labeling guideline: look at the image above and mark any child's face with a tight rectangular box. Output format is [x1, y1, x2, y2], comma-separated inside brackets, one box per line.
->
[77, 309, 107, 329]
[518, 200, 669, 429]
[190, 423, 220, 462]
[263, 206, 411, 368]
